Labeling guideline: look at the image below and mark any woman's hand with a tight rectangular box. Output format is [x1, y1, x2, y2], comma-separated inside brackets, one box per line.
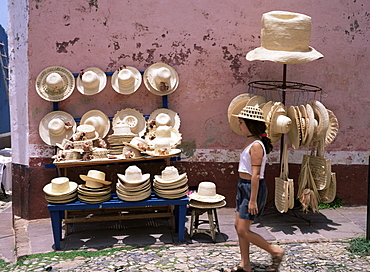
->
[248, 200, 258, 215]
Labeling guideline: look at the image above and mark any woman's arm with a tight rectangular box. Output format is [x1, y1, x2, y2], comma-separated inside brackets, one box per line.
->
[248, 142, 264, 215]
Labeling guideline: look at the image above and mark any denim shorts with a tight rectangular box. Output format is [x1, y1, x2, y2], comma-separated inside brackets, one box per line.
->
[235, 177, 267, 221]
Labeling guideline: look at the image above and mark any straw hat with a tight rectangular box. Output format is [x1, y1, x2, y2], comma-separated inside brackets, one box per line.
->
[117, 165, 150, 185]
[324, 109, 339, 146]
[122, 146, 143, 159]
[112, 108, 147, 136]
[145, 126, 182, 149]
[36, 66, 75, 102]
[43, 177, 78, 196]
[145, 126, 181, 156]
[111, 65, 142, 95]
[149, 108, 181, 130]
[75, 124, 99, 141]
[246, 11, 324, 64]
[143, 63, 179, 96]
[39, 111, 76, 146]
[154, 166, 187, 184]
[304, 103, 316, 146]
[308, 100, 329, 142]
[189, 199, 227, 209]
[266, 102, 291, 144]
[76, 67, 107, 95]
[287, 106, 301, 149]
[80, 170, 112, 188]
[80, 110, 110, 138]
[123, 137, 149, 153]
[188, 181, 225, 203]
[231, 105, 266, 123]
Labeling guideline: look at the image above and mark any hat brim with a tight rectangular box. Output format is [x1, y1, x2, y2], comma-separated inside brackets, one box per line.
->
[43, 181, 78, 196]
[36, 66, 75, 102]
[117, 173, 150, 185]
[246, 46, 324, 64]
[79, 175, 112, 185]
[39, 111, 77, 146]
[324, 109, 339, 147]
[309, 100, 329, 142]
[76, 67, 107, 95]
[145, 148, 181, 157]
[188, 192, 225, 203]
[304, 103, 316, 147]
[112, 108, 147, 137]
[145, 127, 182, 149]
[80, 109, 110, 138]
[111, 66, 142, 95]
[148, 108, 181, 130]
[143, 63, 179, 96]
[189, 199, 227, 209]
[287, 106, 301, 149]
[117, 189, 152, 202]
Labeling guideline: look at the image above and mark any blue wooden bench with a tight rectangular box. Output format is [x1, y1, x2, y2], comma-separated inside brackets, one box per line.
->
[48, 193, 189, 250]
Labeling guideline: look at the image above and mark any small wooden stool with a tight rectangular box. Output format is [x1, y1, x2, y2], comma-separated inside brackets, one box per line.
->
[189, 207, 221, 242]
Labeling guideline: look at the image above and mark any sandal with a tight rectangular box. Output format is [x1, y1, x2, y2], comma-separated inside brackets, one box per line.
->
[267, 252, 284, 271]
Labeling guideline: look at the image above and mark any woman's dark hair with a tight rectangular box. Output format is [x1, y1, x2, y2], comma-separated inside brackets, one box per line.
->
[243, 118, 273, 154]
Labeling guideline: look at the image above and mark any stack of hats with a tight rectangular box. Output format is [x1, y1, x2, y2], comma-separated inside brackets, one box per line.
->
[188, 181, 226, 209]
[108, 122, 138, 155]
[43, 177, 78, 204]
[153, 166, 188, 199]
[145, 109, 182, 153]
[116, 165, 151, 201]
[78, 170, 112, 203]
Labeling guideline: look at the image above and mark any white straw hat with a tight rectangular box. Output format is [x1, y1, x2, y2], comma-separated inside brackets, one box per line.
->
[43, 177, 78, 196]
[144, 63, 179, 96]
[80, 110, 110, 138]
[246, 11, 324, 64]
[36, 66, 75, 102]
[154, 166, 187, 184]
[39, 111, 76, 146]
[112, 108, 147, 137]
[117, 165, 150, 184]
[80, 170, 112, 188]
[76, 67, 107, 95]
[149, 108, 181, 130]
[111, 65, 142, 95]
[188, 181, 225, 203]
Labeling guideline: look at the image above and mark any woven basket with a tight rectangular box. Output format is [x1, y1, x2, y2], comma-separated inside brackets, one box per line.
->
[318, 172, 337, 203]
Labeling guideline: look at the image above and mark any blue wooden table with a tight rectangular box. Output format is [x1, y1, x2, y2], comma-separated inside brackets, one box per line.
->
[48, 193, 189, 250]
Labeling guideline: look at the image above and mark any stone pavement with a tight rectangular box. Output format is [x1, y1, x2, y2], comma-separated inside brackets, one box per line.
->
[0, 191, 369, 271]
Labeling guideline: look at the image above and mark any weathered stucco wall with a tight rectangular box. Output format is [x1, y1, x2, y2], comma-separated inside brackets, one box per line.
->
[8, 0, 370, 219]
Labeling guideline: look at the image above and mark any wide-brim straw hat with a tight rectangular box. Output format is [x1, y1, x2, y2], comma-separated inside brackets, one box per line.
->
[39, 111, 76, 146]
[287, 106, 301, 149]
[36, 66, 75, 102]
[111, 66, 142, 95]
[80, 110, 110, 138]
[143, 63, 179, 96]
[80, 170, 112, 186]
[117, 165, 151, 185]
[189, 199, 227, 209]
[146, 148, 181, 157]
[153, 177, 188, 189]
[155, 189, 188, 199]
[304, 103, 316, 147]
[78, 194, 111, 204]
[266, 102, 291, 144]
[45, 194, 77, 204]
[188, 181, 225, 203]
[145, 126, 182, 149]
[43, 177, 78, 196]
[324, 109, 339, 147]
[117, 188, 152, 202]
[246, 11, 324, 64]
[154, 166, 187, 184]
[78, 185, 111, 196]
[112, 108, 147, 136]
[148, 108, 181, 130]
[76, 67, 107, 95]
[231, 105, 266, 123]
[154, 184, 188, 195]
[308, 100, 329, 142]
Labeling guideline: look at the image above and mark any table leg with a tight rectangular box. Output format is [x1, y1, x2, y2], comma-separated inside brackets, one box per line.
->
[174, 204, 186, 242]
[49, 210, 64, 250]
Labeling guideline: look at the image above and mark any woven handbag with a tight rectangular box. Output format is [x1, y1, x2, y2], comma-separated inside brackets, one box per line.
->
[318, 172, 337, 203]
[275, 143, 294, 213]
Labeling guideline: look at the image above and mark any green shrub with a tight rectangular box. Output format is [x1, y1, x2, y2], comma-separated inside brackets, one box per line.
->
[345, 237, 370, 256]
[318, 197, 343, 209]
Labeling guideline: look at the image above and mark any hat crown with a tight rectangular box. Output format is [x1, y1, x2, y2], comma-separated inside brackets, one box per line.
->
[236, 106, 266, 122]
[48, 119, 66, 135]
[81, 71, 100, 89]
[85, 116, 103, 128]
[118, 69, 135, 87]
[46, 72, 64, 90]
[114, 122, 132, 134]
[123, 115, 138, 128]
[130, 137, 148, 148]
[161, 166, 180, 181]
[51, 177, 70, 193]
[124, 165, 145, 181]
[262, 11, 312, 52]
[76, 124, 97, 139]
[155, 67, 171, 84]
[275, 115, 292, 133]
[197, 182, 217, 197]
[156, 125, 171, 138]
[156, 113, 171, 126]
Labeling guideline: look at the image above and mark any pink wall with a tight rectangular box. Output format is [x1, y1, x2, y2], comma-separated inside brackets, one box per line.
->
[27, 0, 369, 154]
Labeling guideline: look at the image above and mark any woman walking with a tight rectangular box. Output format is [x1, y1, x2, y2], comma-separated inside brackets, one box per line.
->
[225, 105, 284, 272]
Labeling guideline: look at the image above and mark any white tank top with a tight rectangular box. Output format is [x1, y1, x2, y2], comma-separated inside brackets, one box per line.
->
[238, 140, 266, 178]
